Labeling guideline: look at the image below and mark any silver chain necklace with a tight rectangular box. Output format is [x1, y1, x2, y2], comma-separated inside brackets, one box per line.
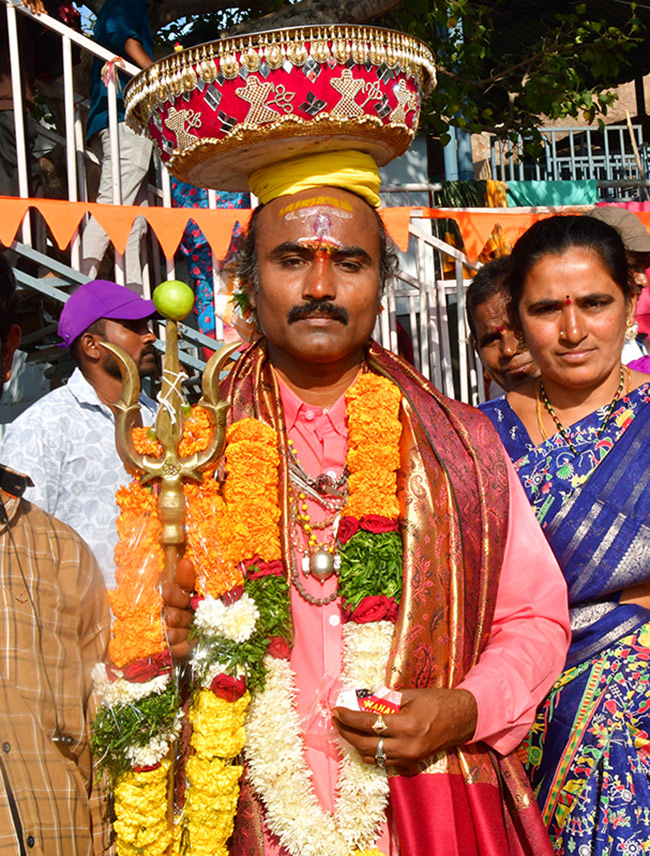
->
[286, 446, 348, 606]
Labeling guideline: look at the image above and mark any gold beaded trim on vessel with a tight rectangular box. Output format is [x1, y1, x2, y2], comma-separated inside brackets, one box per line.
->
[155, 113, 417, 180]
[125, 24, 436, 131]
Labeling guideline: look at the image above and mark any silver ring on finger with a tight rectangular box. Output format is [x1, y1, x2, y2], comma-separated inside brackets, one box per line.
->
[375, 737, 387, 768]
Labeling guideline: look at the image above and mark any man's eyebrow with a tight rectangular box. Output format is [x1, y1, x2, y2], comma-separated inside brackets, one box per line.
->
[330, 246, 373, 263]
[269, 241, 311, 257]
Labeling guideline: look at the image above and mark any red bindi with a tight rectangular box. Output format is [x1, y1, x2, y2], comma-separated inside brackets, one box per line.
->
[565, 295, 571, 305]
[495, 325, 506, 333]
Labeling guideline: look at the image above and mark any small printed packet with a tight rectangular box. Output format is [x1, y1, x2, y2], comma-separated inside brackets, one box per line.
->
[335, 684, 402, 714]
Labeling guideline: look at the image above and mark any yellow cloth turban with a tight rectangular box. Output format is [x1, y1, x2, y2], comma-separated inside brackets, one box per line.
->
[248, 150, 381, 208]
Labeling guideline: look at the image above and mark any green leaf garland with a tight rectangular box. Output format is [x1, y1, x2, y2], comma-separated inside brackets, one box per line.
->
[337, 529, 403, 611]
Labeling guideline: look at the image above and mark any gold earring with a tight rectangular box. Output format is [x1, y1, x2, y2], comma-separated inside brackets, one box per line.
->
[625, 319, 638, 341]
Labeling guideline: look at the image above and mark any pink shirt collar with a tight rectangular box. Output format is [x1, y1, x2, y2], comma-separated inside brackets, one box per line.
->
[276, 373, 349, 438]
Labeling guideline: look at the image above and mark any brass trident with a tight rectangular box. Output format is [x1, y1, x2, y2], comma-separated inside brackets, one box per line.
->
[100, 318, 239, 585]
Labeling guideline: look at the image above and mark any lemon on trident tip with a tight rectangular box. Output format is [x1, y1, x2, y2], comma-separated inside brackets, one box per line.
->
[153, 280, 195, 321]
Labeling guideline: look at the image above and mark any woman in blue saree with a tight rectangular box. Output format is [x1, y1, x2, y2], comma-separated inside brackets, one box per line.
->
[481, 215, 650, 855]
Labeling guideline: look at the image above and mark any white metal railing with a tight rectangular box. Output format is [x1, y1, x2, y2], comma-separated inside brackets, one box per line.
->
[372, 215, 484, 404]
[3, 0, 212, 306]
[491, 125, 650, 200]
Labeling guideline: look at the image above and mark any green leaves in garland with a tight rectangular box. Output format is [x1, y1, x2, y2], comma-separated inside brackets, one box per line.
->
[91, 680, 180, 783]
[337, 530, 403, 612]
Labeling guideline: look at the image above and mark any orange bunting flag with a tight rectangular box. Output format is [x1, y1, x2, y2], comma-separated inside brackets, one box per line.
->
[38, 199, 86, 250]
[379, 207, 412, 252]
[0, 196, 31, 247]
[0, 197, 253, 261]
[0, 197, 578, 267]
[191, 208, 251, 261]
[143, 207, 197, 259]
[87, 203, 138, 255]
[419, 209, 556, 261]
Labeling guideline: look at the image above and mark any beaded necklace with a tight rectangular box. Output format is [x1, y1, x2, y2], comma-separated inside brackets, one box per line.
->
[536, 365, 629, 455]
[287, 438, 347, 606]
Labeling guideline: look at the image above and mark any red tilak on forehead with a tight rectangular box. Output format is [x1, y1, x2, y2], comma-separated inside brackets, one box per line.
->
[565, 295, 572, 305]
[495, 325, 506, 333]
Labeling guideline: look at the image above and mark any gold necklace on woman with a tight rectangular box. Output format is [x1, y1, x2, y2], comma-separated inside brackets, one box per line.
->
[536, 365, 630, 455]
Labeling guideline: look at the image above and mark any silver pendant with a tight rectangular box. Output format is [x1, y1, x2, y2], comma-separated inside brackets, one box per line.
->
[309, 548, 336, 582]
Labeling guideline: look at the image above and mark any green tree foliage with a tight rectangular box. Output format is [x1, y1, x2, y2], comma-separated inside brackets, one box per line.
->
[377, 0, 643, 152]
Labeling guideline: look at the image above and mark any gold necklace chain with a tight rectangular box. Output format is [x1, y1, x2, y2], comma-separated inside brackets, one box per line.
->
[535, 365, 630, 453]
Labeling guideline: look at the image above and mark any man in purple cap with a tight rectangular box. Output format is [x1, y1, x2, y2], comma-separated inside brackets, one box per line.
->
[0, 279, 158, 588]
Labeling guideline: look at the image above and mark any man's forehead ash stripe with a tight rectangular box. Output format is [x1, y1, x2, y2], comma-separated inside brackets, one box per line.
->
[279, 195, 354, 216]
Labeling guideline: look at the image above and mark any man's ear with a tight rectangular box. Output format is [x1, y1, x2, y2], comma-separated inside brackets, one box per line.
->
[79, 330, 103, 361]
[1, 324, 21, 383]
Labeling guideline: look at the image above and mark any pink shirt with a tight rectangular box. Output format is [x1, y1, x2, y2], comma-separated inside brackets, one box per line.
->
[262, 378, 570, 854]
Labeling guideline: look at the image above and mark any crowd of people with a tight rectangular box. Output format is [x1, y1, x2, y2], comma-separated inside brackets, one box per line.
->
[3, 187, 650, 855]
[2, 7, 650, 856]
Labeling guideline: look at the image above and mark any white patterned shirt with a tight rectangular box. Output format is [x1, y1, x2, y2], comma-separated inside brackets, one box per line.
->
[0, 368, 156, 589]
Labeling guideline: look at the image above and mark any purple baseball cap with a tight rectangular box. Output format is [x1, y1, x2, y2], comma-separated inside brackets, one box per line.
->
[58, 280, 156, 347]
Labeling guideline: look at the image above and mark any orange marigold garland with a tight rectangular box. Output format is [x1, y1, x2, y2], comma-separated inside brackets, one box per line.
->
[92, 405, 226, 856]
[243, 373, 403, 856]
[343, 374, 402, 521]
[178, 405, 212, 457]
[223, 419, 282, 563]
[336, 373, 403, 624]
[181, 416, 291, 855]
[92, 474, 180, 856]
[184, 471, 241, 599]
[94, 376, 403, 856]
[110, 480, 166, 666]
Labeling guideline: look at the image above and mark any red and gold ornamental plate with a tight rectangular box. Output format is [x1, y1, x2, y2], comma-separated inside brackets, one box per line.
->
[124, 25, 436, 190]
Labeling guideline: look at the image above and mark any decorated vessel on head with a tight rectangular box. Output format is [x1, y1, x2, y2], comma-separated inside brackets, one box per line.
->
[124, 24, 436, 190]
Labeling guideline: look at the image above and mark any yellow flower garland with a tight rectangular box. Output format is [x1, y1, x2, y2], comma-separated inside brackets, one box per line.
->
[181, 417, 281, 853]
[189, 690, 250, 759]
[113, 760, 172, 856]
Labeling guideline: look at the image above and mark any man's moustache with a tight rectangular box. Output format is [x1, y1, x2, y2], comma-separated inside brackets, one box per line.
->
[287, 300, 349, 324]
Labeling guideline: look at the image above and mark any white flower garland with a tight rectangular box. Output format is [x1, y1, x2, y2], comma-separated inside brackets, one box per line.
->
[91, 662, 170, 707]
[245, 620, 395, 856]
[194, 592, 259, 642]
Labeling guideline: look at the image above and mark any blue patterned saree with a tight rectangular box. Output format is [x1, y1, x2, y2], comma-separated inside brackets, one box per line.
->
[482, 386, 650, 855]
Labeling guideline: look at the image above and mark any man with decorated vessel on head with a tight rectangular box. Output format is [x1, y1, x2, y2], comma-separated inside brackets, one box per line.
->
[133, 24, 571, 854]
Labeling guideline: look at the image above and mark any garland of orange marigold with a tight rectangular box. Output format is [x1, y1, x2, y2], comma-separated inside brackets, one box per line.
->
[93, 376, 402, 856]
[92, 406, 228, 856]
[178, 417, 288, 855]
[98, 408, 288, 855]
